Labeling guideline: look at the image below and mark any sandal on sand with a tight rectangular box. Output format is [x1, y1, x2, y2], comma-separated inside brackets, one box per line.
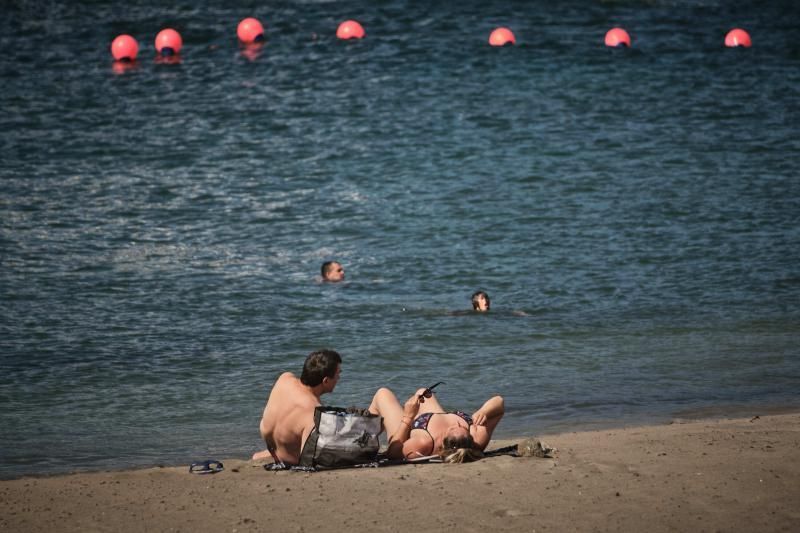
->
[189, 459, 224, 474]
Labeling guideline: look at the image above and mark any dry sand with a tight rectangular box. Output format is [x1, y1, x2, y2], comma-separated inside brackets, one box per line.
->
[3, 413, 799, 532]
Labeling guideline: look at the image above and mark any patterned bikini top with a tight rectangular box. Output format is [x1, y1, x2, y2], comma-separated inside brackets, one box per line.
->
[411, 411, 473, 431]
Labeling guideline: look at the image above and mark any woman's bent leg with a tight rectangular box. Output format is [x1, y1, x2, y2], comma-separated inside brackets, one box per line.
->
[369, 387, 404, 436]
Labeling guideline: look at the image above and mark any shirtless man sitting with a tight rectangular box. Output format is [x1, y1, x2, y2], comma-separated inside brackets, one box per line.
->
[252, 349, 342, 464]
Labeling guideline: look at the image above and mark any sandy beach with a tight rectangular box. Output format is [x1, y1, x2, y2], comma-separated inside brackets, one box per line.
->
[3, 412, 799, 532]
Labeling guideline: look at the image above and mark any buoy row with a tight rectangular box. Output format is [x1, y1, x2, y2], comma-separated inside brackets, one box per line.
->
[111, 19, 753, 61]
[603, 27, 752, 49]
[482, 27, 751, 49]
[111, 18, 366, 62]
[111, 29, 182, 61]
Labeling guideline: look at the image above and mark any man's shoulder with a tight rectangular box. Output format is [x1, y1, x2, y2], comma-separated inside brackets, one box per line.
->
[271, 373, 318, 405]
[274, 371, 299, 387]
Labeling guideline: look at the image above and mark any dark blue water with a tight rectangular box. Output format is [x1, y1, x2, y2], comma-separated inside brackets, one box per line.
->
[2, 0, 799, 479]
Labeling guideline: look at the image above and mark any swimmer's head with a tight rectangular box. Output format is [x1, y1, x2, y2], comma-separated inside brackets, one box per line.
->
[321, 261, 344, 282]
[471, 291, 490, 312]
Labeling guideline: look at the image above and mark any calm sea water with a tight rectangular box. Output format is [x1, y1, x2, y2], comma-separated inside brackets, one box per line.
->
[1, 0, 799, 479]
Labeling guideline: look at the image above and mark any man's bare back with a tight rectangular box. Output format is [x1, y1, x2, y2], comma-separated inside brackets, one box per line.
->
[255, 373, 321, 464]
[253, 350, 342, 464]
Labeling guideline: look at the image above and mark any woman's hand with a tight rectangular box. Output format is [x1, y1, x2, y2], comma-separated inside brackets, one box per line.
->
[472, 410, 488, 426]
[472, 396, 504, 427]
[402, 388, 428, 420]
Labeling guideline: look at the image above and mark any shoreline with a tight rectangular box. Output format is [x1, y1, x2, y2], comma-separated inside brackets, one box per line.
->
[7, 401, 800, 483]
[3, 412, 799, 532]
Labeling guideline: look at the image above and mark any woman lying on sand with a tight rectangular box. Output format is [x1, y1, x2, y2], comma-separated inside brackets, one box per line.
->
[368, 386, 504, 463]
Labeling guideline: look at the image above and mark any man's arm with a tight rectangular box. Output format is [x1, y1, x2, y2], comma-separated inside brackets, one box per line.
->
[298, 421, 316, 458]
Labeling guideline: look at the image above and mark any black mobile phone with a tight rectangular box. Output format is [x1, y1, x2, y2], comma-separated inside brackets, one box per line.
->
[420, 381, 445, 398]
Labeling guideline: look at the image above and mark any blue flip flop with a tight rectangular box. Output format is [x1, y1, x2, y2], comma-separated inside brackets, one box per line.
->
[189, 459, 224, 474]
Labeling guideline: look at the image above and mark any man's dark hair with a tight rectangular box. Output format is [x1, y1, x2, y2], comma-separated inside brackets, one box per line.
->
[300, 349, 342, 386]
[471, 290, 490, 310]
[321, 261, 335, 279]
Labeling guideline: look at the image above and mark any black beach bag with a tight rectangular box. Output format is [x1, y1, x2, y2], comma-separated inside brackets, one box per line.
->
[298, 406, 382, 469]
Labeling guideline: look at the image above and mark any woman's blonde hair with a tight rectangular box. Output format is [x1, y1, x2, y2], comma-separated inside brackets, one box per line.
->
[439, 447, 485, 463]
[439, 430, 482, 463]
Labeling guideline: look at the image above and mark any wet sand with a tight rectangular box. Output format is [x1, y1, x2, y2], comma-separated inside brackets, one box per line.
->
[3, 413, 799, 532]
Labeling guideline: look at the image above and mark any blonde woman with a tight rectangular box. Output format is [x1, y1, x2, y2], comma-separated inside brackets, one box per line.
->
[368, 386, 504, 463]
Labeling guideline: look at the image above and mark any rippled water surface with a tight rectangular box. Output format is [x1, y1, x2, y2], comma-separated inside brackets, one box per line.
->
[2, 0, 799, 478]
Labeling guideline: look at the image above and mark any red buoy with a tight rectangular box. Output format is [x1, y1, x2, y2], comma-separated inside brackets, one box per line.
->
[111, 34, 139, 61]
[489, 27, 515, 47]
[605, 28, 631, 48]
[155, 28, 183, 56]
[337, 20, 365, 40]
[237, 17, 265, 44]
[725, 28, 751, 48]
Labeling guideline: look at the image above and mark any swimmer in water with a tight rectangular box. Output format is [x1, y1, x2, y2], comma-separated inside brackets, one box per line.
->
[321, 261, 344, 282]
[471, 290, 490, 312]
